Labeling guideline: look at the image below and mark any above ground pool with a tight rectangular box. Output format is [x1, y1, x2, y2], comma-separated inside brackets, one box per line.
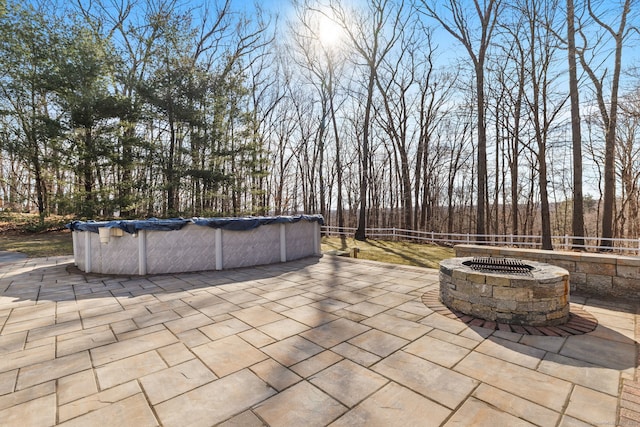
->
[67, 215, 323, 275]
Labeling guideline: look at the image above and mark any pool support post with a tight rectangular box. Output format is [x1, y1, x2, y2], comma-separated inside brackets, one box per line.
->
[215, 228, 223, 270]
[84, 232, 92, 273]
[314, 222, 320, 255]
[280, 223, 287, 263]
[138, 230, 147, 275]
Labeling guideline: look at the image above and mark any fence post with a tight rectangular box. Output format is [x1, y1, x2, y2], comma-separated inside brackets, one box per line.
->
[564, 235, 569, 250]
[431, 231, 434, 242]
[509, 234, 513, 246]
[466, 233, 470, 244]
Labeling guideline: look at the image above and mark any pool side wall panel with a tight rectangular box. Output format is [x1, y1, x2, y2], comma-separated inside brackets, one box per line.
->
[75, 232, 86, 271]
[221, 225, 281, 269]
[146, 224, 216, 274]
[94, 232, 139, 275]
[72, 218, 320, 275]
[285, 221, 317, 261]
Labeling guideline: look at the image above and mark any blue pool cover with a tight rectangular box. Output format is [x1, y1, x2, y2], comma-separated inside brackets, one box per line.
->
[66, 214, 324, 234]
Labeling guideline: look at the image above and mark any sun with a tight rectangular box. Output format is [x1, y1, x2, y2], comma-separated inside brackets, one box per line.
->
[317, 13, 344, 48]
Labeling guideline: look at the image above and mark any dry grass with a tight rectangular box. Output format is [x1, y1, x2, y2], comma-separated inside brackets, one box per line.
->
[321, 236, 454, 269]
[0, 230, 73, 257]
[0, 212, 74, 257]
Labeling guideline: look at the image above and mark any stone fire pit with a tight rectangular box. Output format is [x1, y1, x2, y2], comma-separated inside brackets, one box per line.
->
[439, 257, 570, 326]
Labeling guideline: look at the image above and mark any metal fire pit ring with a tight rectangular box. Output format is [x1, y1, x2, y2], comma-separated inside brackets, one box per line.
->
[464, 257, 534, 275]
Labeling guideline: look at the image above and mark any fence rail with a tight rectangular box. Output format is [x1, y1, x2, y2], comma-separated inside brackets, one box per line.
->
[321, 225, 640, 255]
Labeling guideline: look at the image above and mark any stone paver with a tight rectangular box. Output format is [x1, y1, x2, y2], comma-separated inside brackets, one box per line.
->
[156, 342, 194, 366]
[57, 370, 97, 405]
[16, 351, 92, 390]
[231, 306, 285, 327]
[361, 312, 431, 340]
[564, 385, 618, 426]
[250, 359, 301, 391]
[330, 381, 450, 427]
[348, 329, 408, 357]
[96, 351, 167, 389]
[343, 301, 388, 317]
[218, 410, 266, 427]
[2, 341, 55, 373]
[331, 342, 381, 367]
[56, 326, 116, 357]
[539, 352, 621, 396]
[0, 369, 17, 395]
[444, 397, 536, 427]
[474, 336, 546, 369]
[561, 333, 637, 371]
[89, 329, 177, 366]
[58, 380, 142, 422]
[257, 318, 309, 340]
[281, 305, 338, 327]
[0, 331, 28, 354]
[404, 334, 471, 368]
[238, 328, 276, 348]
[254, 381, 346, 427]
[290, 350, 342, 378]
[455, 351, 572, 412]
[300, 318, 370, 348]
[0, 254, 637, 426]
[373, 350, 479, 409]
[309, 359, 388, 407]
[140, 359, 217, 404]
[472, 383, 560, 426]
[0, 393, 56, 427]
[199, 318, 252, 341]
[192, 335, 267, 377]
[58, 394, 158, 427]
[155, 369, 275, 427]
[260, 334, 323, 367]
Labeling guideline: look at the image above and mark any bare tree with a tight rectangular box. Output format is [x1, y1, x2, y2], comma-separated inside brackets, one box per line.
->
[615, 109, 640, 239]
[490, 32, 526, 236]
[374, 11, 422, 230]
[330, 0, 403, 240]
[414, 40, 457, 231]
[290, 0, 349, 227]
[418, 0, 502, 239]
[520, 0, 567, 250]
[566, 0, 586, 247]
[577, 0, 634, 248]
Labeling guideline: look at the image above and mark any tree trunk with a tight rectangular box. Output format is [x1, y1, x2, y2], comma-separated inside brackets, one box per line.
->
[329, 90, 345, 229]
[355, 69, 375, 241]
[538, 144, 553, 250]
[567, 0, 585, 248]
[476, 66, 487, 239]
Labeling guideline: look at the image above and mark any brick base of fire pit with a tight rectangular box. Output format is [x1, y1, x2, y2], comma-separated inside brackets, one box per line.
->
[439, 257, 570, 326]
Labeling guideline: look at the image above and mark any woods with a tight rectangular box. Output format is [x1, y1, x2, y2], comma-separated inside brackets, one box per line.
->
[1, 0, 639, 248]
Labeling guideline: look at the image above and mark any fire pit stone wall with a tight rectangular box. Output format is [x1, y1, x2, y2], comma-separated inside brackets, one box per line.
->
[440, 257, 570, 326]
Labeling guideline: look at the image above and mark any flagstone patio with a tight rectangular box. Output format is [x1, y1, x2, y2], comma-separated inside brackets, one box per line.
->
[0, 253, 638, 426]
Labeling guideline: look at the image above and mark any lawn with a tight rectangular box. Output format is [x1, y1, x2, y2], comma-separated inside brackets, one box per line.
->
[0, 230, 73, 257]
[0, 213, 74, 257]
[321, 236, 454, 269]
